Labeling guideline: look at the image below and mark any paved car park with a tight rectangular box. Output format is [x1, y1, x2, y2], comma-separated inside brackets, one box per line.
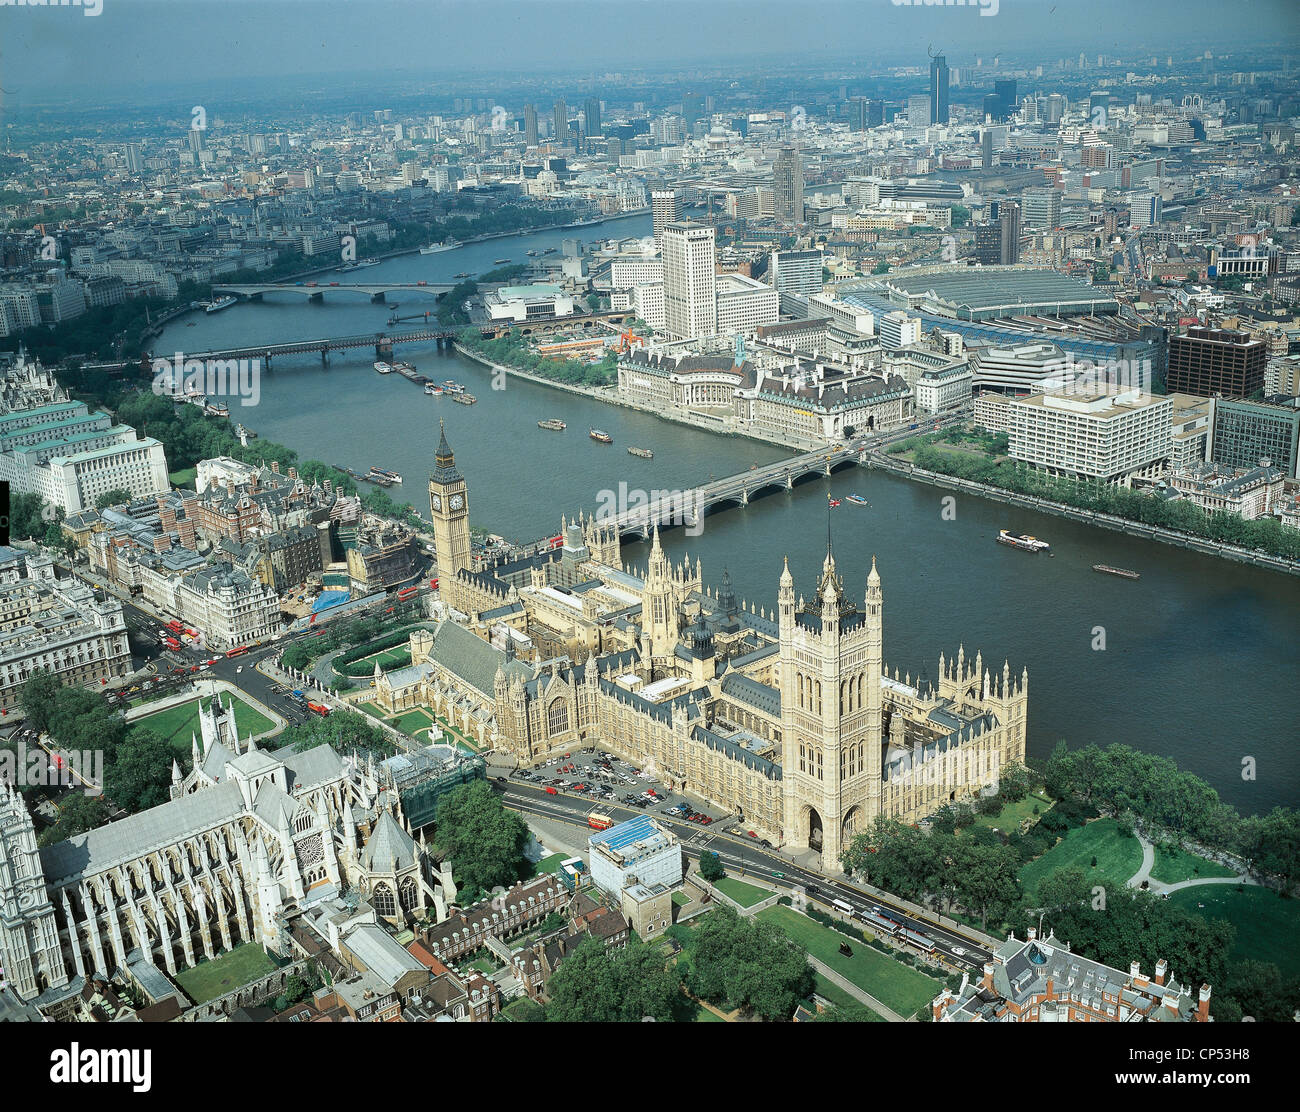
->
[511, 745, 742, 829]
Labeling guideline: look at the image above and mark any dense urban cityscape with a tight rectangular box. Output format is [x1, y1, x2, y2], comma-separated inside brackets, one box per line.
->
[0, 0, 1294, 1081]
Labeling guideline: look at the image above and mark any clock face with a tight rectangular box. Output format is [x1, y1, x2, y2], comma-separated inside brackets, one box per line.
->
[450, 494, 464, 510]
[431, 494, 442, 512]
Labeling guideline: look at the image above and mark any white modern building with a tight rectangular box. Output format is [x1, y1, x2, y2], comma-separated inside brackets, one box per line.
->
[484, 284, 574, 322]
[588, 815, 682, 896]
[808, 293, 875, 337]
[878, 310, 922, 350]
[610, 258, 663, 289]
[969, 341, 1071, 395]
[768, 249, 824, 297]
[630, 281, 666, 330]
[715, 273, 779, 336]
[0, 399, 170, 515]
[662, 221, 717, 340]
[1008, 388, 1173, 485]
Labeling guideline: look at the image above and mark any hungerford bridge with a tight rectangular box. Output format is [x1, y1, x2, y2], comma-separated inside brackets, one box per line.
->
[212, 281, 461, 302]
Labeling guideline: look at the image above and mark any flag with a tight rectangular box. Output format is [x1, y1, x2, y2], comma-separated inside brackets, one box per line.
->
[828, 498, 841, 507]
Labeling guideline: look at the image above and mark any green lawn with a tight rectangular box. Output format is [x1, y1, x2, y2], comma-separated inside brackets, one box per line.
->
[136, 694, 276, 753]
[812, 973, 886, 1020]
[713, 876, 771, 908]
[533, 852, 568, 877]
[688, 999, 726, 1022]
[359, 645, 413, 670]
[1018, 818, 1145, 902]
[174, 943, 278, 1004]
[169, 467, 197, 488]
[1168, 886, 1300, 980]
[671, 891, 690, 907]
[390, 707, 437, 736]
[1149, 844, 1237, 886]
[757, 905, 939, 1019]
[498, 996, 545, 1022]
[970, 792, 1054, 833]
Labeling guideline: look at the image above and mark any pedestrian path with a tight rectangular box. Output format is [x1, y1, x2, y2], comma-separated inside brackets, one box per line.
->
[1126, 833, 1257, 895]
[805, 955, 907, 1022]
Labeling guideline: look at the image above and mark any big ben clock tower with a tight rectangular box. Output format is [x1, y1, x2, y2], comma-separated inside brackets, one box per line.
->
[429, 421, 473, 593]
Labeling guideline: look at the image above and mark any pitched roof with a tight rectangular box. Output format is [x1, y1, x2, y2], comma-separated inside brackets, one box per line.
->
[363, 810, 417, 874]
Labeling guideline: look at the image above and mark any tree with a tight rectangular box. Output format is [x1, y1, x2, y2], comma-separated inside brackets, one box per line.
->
[688, 905, 813, 1021]
[998, 761, 1032, 803]
[811, 1003, 879, 1021]
[20, 670, 64, 734]
[37, 792, 112, 847]
[950, 205, 971, 228]
[544, 937, 681, 1022]
[105, 729, 180, 813]
[95, 488, 134, 510]
[698, 850, 725, 883]
[434, 780, 530, 900]
[1043, 891, 1235, 993]
[1034, 865, 1091, 912]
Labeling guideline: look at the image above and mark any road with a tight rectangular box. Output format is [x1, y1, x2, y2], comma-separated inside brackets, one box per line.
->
[496, 777, 993, 974]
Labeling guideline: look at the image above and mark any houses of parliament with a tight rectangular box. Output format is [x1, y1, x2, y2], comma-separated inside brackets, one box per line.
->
[373, 422, 1027, 866]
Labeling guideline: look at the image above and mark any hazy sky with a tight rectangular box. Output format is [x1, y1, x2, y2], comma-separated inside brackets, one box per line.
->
[3, 0, 1297, 102]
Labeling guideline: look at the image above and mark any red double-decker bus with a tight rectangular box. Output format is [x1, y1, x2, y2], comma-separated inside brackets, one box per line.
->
[225, 646, 249, 658]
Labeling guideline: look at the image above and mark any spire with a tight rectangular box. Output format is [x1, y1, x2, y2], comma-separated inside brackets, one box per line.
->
[868, 554, 881, 589]
[780, 555, 793, 589]
[432, 419, 461, 483]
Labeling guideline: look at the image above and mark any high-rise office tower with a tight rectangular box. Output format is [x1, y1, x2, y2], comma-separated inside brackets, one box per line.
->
[974, 222, 1002, 265]
[662, 221, 717, 340]
[124, 142, 142, 174]
[188, 127, 204, 153]
[584, 97, 602, 137]
[867, 99, 884, 128]
[769, 249, 824, 297]
[651, 189, 680, 248]
[1021, 187, 1062, 231]
[849, 97, 869, 132]
[930, 54, 950, 125]
[1168, 327, 1268, 398]
[553, 99, 568, 146]
[907, 95, 932, 127]
[523, 103, 538, 147]
[1043, 93, 1068, 124]
[682, 92, 704, 130]
[982, 93, 1001, 122]
[774, 146, 804, 224]
[981, 128, 994, 170]
[999, 201, 1022, 264]
[994, 79, 1017, 119]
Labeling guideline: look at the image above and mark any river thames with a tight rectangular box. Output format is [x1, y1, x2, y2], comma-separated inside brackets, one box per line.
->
[157, 213, 1300, 814]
